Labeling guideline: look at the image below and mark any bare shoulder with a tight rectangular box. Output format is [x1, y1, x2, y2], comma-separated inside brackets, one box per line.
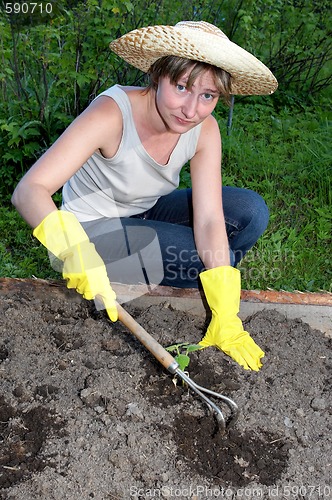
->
[194, 114, 221, 157]
[85, 87, 146, 156]
[200, 114, 220, 138]
[84, 94, 123, 128]
[83, 94, 124, 157]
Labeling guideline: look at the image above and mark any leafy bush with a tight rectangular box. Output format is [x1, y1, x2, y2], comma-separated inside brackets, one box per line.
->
[1, 0, 331, 200]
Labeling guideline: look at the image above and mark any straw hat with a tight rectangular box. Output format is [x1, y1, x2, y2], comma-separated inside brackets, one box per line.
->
[109, 21, 278, 95]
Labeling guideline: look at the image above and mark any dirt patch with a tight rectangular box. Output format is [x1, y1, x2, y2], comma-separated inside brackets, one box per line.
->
[0, 281, 331, 499]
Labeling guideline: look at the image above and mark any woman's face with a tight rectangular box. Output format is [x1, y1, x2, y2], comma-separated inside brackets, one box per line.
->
[155, 67, 220, 133]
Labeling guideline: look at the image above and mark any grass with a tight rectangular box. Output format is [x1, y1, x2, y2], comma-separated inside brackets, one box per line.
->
[1, 100, 331, 292]
[217, 99, 331, 292]
[0, 207, 59, 280]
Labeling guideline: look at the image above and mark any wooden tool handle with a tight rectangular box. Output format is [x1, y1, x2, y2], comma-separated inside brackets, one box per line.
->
[116, 302, 178, 373]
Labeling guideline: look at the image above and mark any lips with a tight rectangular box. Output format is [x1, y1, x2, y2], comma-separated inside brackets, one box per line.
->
[174, 116, 193, 125]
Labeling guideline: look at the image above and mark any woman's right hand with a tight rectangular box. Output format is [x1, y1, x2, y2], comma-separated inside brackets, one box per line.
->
[33, 210, 118, 321]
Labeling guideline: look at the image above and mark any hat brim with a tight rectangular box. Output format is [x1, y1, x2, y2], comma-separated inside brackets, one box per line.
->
[110, 24, 278, 96]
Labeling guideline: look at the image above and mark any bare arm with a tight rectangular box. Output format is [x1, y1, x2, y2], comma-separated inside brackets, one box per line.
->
[190, 114, 230, 269]
[11, 96, 123, 228]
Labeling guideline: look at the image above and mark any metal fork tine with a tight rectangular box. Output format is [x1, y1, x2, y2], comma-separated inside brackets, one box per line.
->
[175, 368, 239, 434]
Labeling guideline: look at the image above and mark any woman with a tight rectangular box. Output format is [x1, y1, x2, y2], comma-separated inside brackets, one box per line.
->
[12, 21, 278, 371]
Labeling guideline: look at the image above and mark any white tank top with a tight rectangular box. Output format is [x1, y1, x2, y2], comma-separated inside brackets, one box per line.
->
[62, 85, 202, 221]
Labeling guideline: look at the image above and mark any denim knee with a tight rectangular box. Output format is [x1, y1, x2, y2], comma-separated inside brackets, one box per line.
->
[225, 189, 269, 266]
[250, 190, 270, 238]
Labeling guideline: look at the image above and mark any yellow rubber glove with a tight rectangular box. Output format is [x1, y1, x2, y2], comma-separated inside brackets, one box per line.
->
[33, 210, 118, 321]
[199, 266, 264, 371]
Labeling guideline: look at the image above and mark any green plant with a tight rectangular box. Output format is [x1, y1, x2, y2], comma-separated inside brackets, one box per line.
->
[166, 342, 202, 373]
[214, 99, 332, 293]
[0, 207, 59, 279]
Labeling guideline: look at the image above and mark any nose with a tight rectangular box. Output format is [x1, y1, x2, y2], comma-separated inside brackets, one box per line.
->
[181, 94, 197, 119]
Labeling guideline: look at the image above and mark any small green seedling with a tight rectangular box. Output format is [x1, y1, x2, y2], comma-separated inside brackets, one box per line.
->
[166, 342, 202, 373]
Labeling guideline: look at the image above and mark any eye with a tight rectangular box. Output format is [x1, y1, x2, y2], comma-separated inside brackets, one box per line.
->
[176, 84, 186, 92]
[202, 93, 213, 100]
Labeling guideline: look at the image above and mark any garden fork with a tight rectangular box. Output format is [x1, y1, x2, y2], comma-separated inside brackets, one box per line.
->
[117, 303, 239, 435]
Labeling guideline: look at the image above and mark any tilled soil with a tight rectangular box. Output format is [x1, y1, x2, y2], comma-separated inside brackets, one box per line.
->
[0, 280, 331, 499]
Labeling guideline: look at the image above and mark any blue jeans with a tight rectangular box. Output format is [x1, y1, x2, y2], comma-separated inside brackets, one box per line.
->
[82, 187, 269, 288]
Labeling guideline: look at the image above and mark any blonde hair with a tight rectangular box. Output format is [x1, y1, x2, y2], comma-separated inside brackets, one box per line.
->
[147, 56, 232, 105]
